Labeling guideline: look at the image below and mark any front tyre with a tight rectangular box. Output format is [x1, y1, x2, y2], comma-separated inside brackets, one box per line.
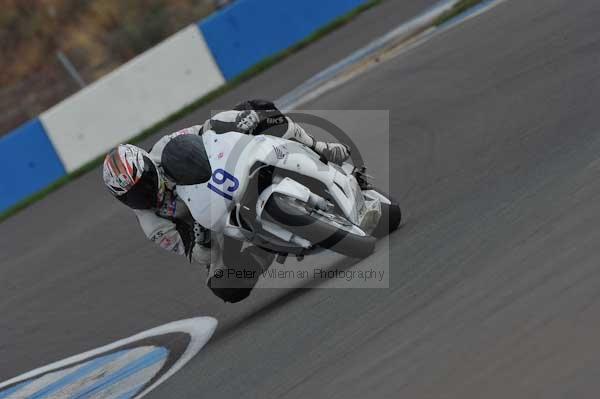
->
[370, 189, 402, 238]
[263, 194, 376, 259]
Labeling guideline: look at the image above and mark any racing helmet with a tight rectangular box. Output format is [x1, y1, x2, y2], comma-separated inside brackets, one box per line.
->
[103, 144, 162, 209]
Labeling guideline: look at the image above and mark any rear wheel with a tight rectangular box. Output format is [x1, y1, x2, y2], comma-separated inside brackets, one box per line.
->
[263, 194, 376, 259]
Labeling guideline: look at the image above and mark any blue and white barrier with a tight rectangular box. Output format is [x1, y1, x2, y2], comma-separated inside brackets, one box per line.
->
[0, 0, 370, 213]
[199, 0, 368, 80]
[0, 118, 66, 212]
[40, 25, 225, 173]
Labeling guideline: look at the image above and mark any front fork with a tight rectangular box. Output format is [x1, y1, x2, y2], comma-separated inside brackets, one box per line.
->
[255, 177, 330, 248]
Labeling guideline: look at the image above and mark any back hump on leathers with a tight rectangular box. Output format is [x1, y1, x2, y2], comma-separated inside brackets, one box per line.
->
[161, 134, 212, 185]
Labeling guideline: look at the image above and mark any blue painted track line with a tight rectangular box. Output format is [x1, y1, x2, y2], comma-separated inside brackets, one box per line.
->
[28, 350, 127, 399]
[71, 347, 167, 399]
[0, 380, 33, 399]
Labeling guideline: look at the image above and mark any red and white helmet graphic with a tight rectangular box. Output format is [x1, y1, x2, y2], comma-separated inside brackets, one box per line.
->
[103, 144, 147, 196]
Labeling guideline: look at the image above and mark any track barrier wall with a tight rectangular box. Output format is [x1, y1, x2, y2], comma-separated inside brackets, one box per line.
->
[0, 118, 66, 211]
[0, 0, 368, 213]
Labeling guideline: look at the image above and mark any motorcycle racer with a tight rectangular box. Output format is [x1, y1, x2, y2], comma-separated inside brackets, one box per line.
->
[102, 100, 351, 303]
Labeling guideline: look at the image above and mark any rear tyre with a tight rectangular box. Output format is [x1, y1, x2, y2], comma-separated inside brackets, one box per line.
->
[263, 194, 376, 259]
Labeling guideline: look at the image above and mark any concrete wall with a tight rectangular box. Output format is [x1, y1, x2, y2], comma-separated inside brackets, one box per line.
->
[40, 25, 225, 172]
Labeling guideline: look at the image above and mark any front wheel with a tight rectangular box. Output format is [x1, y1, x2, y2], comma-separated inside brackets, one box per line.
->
[370, 189, 402, 238]
[263, 194, 376, 259]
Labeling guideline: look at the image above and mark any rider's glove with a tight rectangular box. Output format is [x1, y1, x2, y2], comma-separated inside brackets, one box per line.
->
[235, 110, 260, 133]
[312, 141, 351, 165]
[189, 224, 212, 264]
[177, 219, 212, 263]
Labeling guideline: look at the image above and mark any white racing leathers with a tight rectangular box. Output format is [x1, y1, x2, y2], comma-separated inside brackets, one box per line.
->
[131, 101, 350, 303]
[133, 125, 202, 260]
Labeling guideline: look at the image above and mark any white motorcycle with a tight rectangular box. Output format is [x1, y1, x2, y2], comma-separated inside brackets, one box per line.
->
[177, 131, 401, 261]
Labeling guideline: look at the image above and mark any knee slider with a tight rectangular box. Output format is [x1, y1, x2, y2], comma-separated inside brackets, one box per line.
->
[208, 278, 252, 303]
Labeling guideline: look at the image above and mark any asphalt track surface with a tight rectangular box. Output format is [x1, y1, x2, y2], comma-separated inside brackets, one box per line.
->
[2, 0, 600, 398]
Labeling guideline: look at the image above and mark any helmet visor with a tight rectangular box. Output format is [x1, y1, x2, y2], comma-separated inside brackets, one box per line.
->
[117, 155, 159, 209]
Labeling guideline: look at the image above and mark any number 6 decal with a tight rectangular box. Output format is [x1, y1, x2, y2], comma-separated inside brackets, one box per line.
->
[207, 168, 239, 200]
